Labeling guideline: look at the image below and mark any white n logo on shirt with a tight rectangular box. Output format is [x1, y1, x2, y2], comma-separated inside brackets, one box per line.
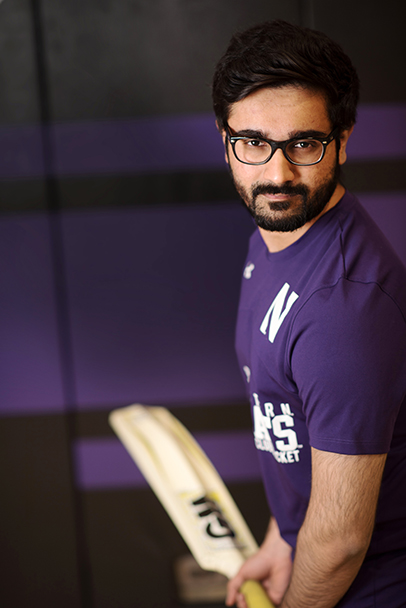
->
[260, 282, 299, 343]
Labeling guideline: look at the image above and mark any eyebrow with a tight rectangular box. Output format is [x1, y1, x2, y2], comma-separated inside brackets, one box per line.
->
[228, 127, 329, 141]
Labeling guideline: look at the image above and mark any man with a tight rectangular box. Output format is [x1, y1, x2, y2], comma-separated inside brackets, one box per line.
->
[212, 20, 406, 608]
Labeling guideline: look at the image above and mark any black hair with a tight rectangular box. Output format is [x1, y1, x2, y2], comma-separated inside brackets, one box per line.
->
[212, 20, 359, 133]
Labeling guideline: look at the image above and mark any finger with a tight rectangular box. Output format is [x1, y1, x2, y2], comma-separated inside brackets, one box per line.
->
[225, 580, 239, 606]
[235, 591, 248, 608]
[226, 576, 245, 607]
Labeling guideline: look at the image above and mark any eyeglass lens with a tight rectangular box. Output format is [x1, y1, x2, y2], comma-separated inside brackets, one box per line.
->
[234, 137, 324, 165]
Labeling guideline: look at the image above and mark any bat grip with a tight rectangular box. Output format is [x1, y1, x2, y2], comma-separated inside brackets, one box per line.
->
[240, 580, 276, 608]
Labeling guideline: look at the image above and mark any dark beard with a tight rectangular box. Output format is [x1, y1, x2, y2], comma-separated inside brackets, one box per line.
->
[231, 162, 340, 232]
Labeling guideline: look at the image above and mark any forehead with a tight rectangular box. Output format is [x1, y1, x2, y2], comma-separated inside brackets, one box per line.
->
[228, 85, 331, 138]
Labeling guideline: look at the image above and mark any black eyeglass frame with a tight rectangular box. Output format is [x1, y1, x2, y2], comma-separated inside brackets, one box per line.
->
[225, 124, 340, 167]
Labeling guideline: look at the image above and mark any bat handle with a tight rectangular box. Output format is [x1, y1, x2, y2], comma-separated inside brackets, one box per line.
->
[240, 580, 276, 608]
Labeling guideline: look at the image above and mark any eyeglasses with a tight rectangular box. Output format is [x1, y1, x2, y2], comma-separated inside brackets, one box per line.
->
[225, 124, 339, 166]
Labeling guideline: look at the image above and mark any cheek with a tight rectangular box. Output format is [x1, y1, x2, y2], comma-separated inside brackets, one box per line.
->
[311, 152, 339, 186]
[230, 159, 257, 184]
[292, 165, 332, 194]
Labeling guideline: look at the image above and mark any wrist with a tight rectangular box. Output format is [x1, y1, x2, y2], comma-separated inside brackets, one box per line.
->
[262, 518, 292, 556]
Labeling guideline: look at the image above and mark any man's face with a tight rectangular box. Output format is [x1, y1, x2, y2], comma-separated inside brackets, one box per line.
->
[223, 86, 351, 233]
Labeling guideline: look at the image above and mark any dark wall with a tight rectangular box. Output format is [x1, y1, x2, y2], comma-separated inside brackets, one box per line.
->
[0, 1, 405, 607]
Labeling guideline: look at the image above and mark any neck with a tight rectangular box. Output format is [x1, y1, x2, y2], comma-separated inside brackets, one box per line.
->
[258, 183, 345, 253]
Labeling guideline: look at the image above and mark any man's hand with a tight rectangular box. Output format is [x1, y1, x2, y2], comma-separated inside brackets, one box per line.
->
[226, 517, 293, 608]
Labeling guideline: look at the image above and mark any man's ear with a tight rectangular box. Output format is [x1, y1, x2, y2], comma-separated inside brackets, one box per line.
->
[338, 125, 354, 165]
[215, 120, 229, 164]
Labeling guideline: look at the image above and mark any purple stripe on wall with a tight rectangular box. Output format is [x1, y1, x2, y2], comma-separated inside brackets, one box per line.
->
[0, 203, 252, 417]
[0, 214, 65, 414]
[73, 430, 261, 490]
[53, 114, 225, 176]
[1, 193, 405, 418]
[61, 203, 251, 411]
[0, 105, 404, 179]
[0, 125, 45, 178]
[346, 104, 406, 160]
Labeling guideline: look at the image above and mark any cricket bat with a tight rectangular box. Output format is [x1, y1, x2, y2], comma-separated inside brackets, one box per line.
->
[109, 404, 274, 608]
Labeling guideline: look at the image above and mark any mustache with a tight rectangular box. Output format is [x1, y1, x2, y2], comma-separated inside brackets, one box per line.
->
[252, 183, 308, 198]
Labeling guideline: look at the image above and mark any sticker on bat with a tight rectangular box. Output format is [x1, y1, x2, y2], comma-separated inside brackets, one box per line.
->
[192, 495, 236, 539]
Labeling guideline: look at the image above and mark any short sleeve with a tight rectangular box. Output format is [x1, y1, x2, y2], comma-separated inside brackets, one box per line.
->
[290, 278, 406, 454]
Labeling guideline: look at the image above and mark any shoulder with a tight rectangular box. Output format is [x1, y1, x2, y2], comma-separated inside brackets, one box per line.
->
[302, 192, 406, 319]
[291, 277, 406, 345]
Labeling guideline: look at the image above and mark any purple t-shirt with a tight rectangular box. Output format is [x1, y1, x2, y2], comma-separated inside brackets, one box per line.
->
[236, 191, 406, 555]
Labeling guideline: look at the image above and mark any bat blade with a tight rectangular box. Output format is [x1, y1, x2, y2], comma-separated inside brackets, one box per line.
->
[109, 404, 275, 608]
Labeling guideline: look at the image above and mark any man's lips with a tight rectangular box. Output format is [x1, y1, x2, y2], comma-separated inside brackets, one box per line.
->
[261, 192, 294, 201]
[255, 192, 298, 211]
[251, 184, 307, 212]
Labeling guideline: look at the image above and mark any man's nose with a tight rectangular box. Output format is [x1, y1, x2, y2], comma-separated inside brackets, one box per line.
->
[261, 149, 296, 185]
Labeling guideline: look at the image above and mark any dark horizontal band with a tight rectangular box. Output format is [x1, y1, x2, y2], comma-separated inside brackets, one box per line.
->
[0, 160, 405, 213]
